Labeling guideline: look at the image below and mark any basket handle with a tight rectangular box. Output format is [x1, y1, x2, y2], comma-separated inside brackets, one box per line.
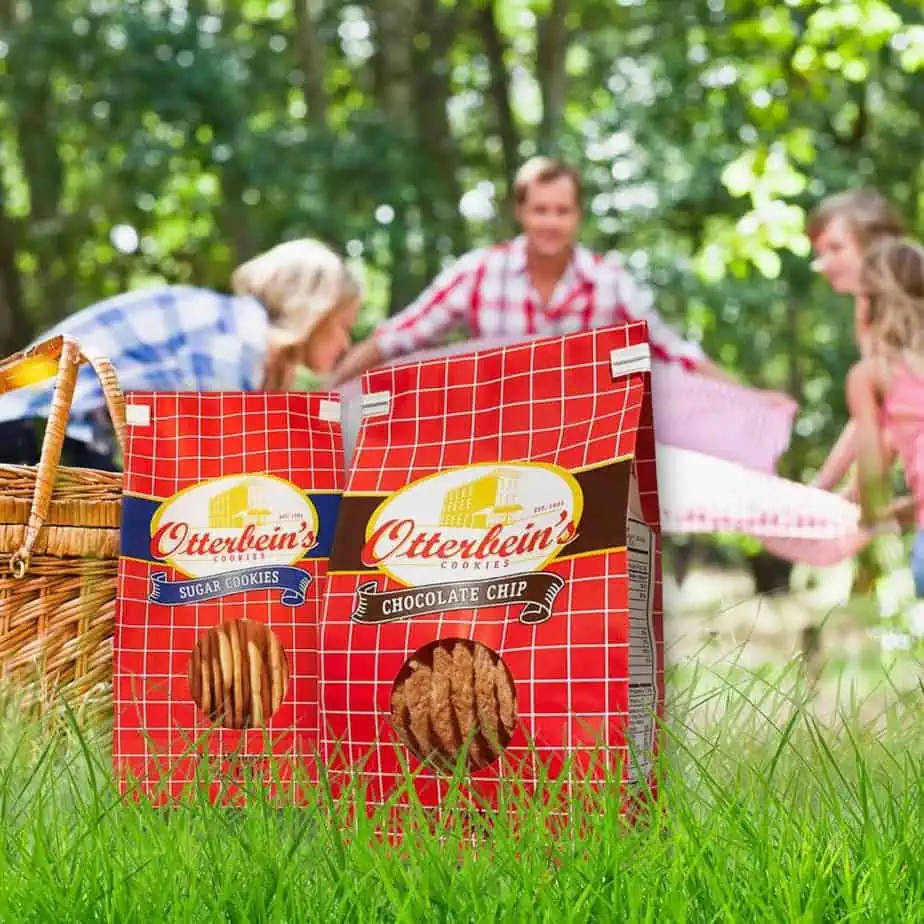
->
[0, 334, 126, 579]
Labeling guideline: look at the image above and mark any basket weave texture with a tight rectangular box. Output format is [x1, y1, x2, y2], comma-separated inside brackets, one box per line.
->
[0, 335, 125, 708]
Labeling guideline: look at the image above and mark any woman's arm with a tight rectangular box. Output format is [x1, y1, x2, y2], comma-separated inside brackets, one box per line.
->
[811, 419, 857, 491]
[834, 430, 898, 502]
[810, 295, 876, 490]
[845, 358, 890, 524]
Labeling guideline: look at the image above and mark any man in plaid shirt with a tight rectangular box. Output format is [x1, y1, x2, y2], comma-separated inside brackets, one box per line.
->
[0, 239, 360, 469]
[330, 157, 732, 385]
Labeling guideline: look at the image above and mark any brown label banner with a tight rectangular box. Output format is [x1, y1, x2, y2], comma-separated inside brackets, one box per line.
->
[329, 457, 631, 574]
[350, 572, 565, 626]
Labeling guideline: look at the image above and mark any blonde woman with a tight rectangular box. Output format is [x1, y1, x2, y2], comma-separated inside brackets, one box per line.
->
[0, 238, 360, 469]
[232, 238, 361, 389]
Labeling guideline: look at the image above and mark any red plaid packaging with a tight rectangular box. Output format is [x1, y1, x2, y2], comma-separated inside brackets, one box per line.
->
[113, 392, 343, 802]
[321, 322, 663, 810]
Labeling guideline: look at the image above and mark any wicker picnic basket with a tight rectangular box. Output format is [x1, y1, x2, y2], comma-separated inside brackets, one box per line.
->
[0, 335, 125, 711]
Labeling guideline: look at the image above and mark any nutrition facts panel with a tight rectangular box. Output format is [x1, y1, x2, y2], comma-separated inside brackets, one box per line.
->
[626, 516, 656, 783]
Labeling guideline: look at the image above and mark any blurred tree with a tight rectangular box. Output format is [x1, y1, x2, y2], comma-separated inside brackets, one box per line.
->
[0, 0, 922, 588]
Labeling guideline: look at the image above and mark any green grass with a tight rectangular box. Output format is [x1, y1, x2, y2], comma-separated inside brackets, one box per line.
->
[0, 657, 921, 922]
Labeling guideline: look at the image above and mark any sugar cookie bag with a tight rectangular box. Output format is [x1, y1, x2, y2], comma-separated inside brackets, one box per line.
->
[114, 392, 342, 802]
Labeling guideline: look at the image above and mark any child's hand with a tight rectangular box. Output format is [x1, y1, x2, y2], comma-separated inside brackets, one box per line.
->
[886, 495, 916, 531]
[858, 492, 896, 529]
[835, 478, 858, 502]
[864, 516, 901, 538]
[860, 509, 888, 527]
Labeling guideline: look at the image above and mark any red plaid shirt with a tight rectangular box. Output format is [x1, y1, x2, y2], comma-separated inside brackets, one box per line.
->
[374, 235, 706, 368]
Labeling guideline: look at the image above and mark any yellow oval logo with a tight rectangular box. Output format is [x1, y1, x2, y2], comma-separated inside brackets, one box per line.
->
[362, 462, 583, 587]
[150, 474, 319, 579]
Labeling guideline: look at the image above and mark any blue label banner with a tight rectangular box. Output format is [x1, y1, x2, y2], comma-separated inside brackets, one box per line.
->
[119, 491, 342, 563]
[148, 565, 312, 607]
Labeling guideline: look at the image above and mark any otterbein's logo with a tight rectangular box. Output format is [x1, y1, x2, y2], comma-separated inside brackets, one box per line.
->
[147, 474, 317, 607]
[352, 462, 583, 625]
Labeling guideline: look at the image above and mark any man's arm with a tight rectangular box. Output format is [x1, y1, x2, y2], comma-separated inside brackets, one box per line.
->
[601, 254, 746, 384]
[327, 336, 385, 388]
[695, 358, 740, 384]
[601, 258, 811, 409]
[329, 251, 483, 386]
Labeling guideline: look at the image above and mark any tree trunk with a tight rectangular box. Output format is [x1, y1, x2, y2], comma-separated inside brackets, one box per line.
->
[413, 0, 469, 269]
[370, 0, 417, 124]
[0, 1, 26, 345]
[536, 0, 570, 155]
[663, 537, 696, 589]
[218, 171, 257, 269]
[474, 0, 520, 222]
[747, 551, 793, 596]
[370, 0, 420, 314]
[212, 8, 258, 267]
[0, 186, 31, 353]
[7, 0, 75, 327]
[293, 0, 329, 124]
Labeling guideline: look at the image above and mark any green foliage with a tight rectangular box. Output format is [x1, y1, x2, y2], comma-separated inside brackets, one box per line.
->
[1, 0, 922, 484]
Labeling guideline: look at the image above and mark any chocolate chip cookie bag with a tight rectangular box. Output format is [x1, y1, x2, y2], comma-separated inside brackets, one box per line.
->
[321, 322, 663, 813]
[113, 392, 343, 804]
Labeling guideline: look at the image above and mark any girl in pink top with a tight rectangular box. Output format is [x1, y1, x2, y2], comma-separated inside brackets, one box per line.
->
[846, 236, 924, 594]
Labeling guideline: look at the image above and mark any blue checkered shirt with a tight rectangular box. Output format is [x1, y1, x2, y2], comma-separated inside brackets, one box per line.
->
[0, 285, 269, 456]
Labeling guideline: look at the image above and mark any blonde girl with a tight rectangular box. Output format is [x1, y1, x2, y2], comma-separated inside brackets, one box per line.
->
[845, 236, 924, 593]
